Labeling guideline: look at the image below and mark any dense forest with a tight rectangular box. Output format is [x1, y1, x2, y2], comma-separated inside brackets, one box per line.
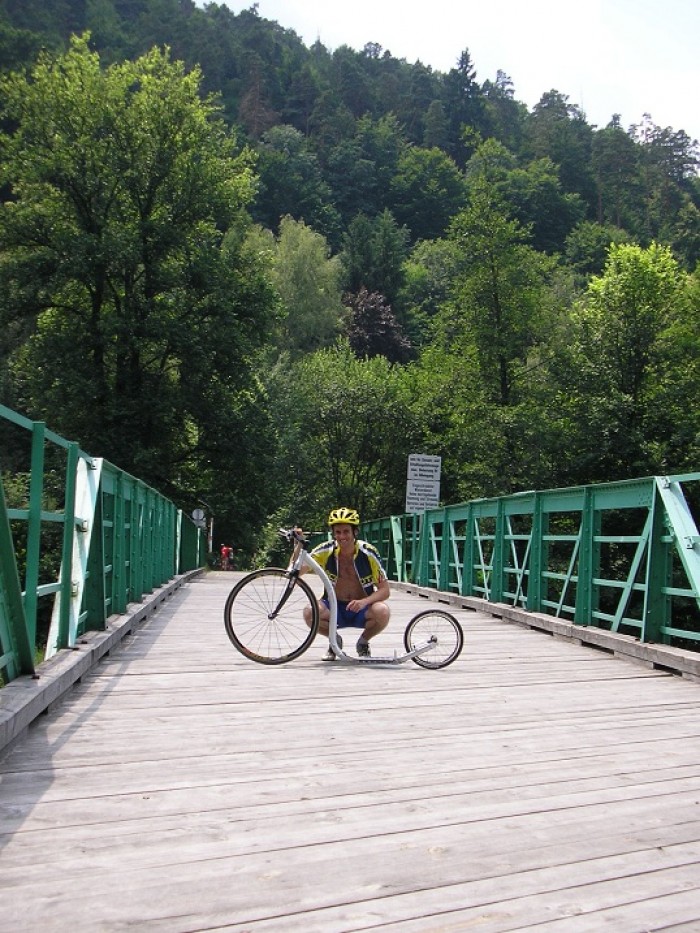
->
[1, 0, 699, 561]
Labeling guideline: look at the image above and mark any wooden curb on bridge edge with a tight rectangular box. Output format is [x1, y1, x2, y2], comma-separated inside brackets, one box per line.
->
[0, 568, 204, 755]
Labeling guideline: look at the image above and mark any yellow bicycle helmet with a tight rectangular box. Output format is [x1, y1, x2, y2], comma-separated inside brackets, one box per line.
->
[328, 506, 360, 526]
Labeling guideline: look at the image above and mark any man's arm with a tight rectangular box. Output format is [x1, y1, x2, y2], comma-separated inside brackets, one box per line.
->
[373, 577, 390, 603]
[292, 527, 320, 575]
[346, 575, 390, 612]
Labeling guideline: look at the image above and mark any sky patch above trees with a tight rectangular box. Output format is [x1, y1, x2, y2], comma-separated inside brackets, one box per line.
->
[225, 0, 700, 143]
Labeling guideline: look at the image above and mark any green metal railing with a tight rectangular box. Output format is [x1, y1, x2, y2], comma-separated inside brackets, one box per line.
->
[0, 404, 206, 683]
[362, 474, 700, 649]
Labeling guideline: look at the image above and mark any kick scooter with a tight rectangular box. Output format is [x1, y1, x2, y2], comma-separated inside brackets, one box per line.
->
[224, 528, 463, 668]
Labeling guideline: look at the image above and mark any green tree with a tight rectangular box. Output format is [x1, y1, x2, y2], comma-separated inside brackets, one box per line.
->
[340, 213, 374, 296]
[549, 242, 691, 482]
[253, 124, 341, 242]
[646, 267, 700, 471]
[564, 221, 631, 278]
[498, 156, 584, 254]
[591, 123, 641, 229]
[263, 342, 419, 527]
[0, 35, 275, 515]
[404, 64, 441, 144]
[628, 121, 700, 266]
[406, 341, 495, 502]
[525, 90, 596, 214]
[371, 209, 411, 306]
[583, 243, 681, 403]
[442, 49, 486, 165]
[281, 60, 323, 134]
[355, 113, 406, 191]
[481, 70, 526, 154]
[342, 209, 410, 307]
[308, 89, 357, 164]
[467, 137, 584, 254]
[329, 45, 374, 118]
[664, 198, 700, 271]
[448, 174, 554, 408]
[388, 145, 466, 243]
[631, 116, 699, 186]
[0, 14, 46, 69]
[422, 99, 449, 149]
[397, 237, 464, 346]
[323, 138, 379, 226]
[269, 216, 345, 356]
[415, 168, 557, 496]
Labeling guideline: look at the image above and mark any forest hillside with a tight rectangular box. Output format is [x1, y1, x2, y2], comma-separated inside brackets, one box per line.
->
[1, 0, 698, 558]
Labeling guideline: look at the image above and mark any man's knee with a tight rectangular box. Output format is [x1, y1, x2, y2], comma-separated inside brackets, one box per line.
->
[303, 604, 319, 626]
[367, 601, 390, 629]
[305, 601, 328, 628]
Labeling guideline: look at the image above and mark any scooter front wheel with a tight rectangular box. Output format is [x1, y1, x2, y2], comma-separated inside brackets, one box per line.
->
[224, 568, 319, 664]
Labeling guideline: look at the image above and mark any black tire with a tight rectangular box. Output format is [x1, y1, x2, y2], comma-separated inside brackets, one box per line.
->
[403, 609, 464, 669]
[224, 568, 319, 664]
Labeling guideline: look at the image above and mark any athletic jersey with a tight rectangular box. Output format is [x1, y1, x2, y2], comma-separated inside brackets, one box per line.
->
[310, 539, 387, 596]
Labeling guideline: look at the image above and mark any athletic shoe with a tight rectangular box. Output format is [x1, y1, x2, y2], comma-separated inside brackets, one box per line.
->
[356, 639, 371, 658]
[323, 634, 342, 661]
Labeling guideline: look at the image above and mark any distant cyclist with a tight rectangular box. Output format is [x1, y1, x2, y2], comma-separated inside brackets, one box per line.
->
[301, 507, 390, 660]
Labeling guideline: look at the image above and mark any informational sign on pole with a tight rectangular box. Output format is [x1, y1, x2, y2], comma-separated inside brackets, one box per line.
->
[405, 453, 441, 512]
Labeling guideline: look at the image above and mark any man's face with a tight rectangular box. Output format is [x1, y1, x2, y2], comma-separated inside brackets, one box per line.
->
[332, 523, 355, 547]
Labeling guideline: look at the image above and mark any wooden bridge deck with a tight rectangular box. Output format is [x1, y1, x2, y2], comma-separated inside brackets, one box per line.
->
[2, 571, 700, 931]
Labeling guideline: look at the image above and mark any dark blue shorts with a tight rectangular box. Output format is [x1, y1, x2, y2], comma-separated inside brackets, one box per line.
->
[322, 598, 368, 629]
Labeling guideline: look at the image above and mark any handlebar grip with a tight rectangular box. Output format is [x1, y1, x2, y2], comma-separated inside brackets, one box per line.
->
[278, 527, 308, 544]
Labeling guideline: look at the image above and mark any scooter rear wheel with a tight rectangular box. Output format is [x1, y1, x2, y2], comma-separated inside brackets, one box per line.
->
[403, 609, 463, 669]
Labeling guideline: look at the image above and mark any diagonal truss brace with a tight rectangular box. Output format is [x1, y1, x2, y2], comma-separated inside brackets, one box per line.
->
[656, 475, 700, 610]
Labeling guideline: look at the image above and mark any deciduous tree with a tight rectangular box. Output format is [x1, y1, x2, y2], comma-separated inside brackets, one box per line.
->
[0, 36, 275, 519]
[388, 145, 466, 243]
[345, 288, 411, 363]
[549, 243, 691, 481]
[269, 216, 345, 355]
[263, 342, 418, 525]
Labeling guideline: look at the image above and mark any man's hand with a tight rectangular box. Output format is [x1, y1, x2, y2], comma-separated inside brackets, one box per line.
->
[346, 597, 368, 612]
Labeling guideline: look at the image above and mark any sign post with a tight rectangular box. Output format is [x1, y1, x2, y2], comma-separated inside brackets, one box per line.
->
[405, 454, 441, 513]
[192, 504, 213, 555]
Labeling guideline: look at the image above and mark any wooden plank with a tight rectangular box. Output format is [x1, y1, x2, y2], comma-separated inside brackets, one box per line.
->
[1, 572, 699, 931]
[0, 572, 197, 751]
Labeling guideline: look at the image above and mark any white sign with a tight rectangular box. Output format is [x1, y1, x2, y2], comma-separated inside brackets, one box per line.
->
[407, 454, 441, 481]
[406, 454, 441, 512]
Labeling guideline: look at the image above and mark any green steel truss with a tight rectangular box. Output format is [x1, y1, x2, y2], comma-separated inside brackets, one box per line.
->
[0, 404, 206, 683]
[363, 474, 700, 648]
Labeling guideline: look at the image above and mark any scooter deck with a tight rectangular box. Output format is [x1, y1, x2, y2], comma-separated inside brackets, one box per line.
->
[330, 653, 403, 665]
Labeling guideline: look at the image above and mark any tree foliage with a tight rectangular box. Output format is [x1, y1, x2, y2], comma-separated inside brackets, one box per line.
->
[548, 243, 692, 482]
[264, 342, 418, 526]
[268, 215, 345, 356]
[345, 288, 411, 363]
[388, 145, 466, 242]
[2, 1, 698, 267]
[341, 209, 410, 306]
[0, 35, 276, 550]
[448, 168, 555, 408]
